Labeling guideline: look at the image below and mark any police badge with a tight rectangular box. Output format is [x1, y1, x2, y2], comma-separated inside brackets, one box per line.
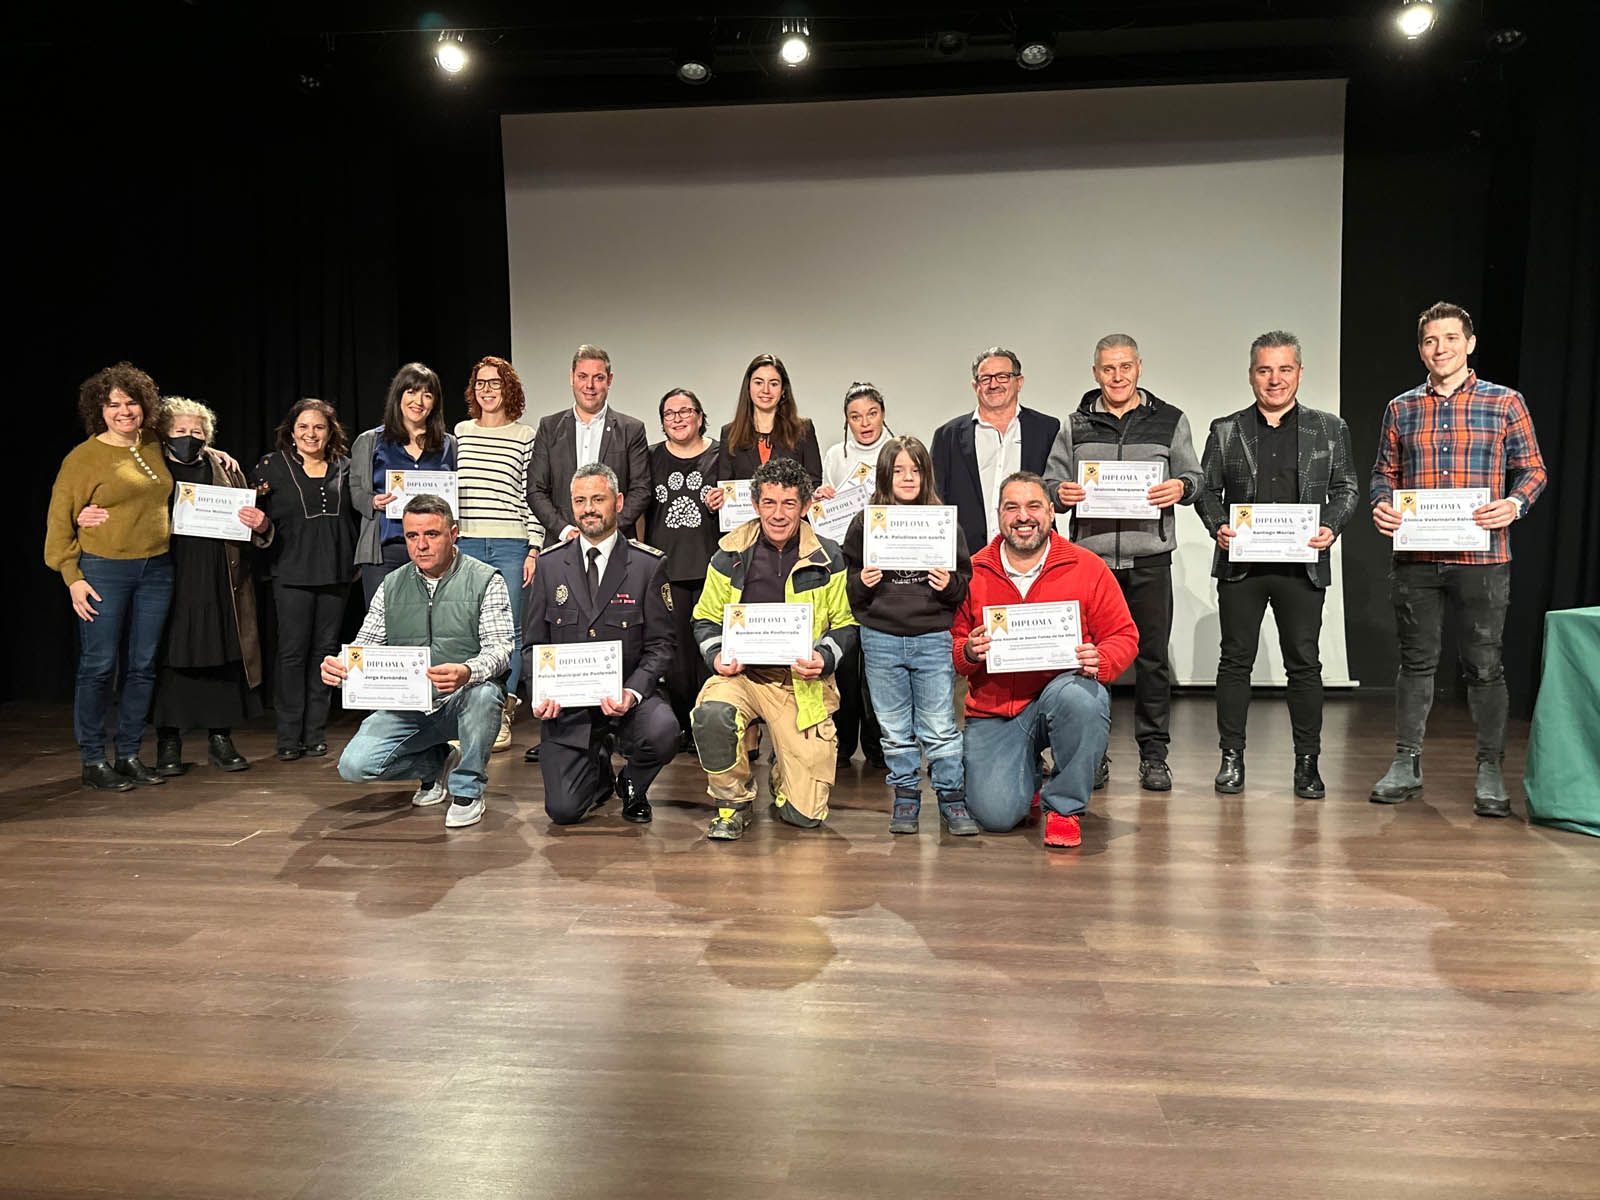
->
[661, 582, 673, 611]
[555, 583, 570, 605]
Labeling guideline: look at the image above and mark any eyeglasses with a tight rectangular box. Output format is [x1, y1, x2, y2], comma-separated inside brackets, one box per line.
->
[473, 379, 504, 390]
[662, 408, 699, 421]
[975, 372, 1017, 386]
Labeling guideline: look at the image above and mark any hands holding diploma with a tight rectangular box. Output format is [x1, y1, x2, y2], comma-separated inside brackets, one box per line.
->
[963, 628, 1102, 679]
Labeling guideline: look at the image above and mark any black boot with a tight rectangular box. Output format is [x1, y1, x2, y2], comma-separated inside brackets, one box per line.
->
[1214, 749, 1245, 794]
[82, 761, 134, 792]
[155, 730, 186, 777]
[617, 772, 652, 824]
[208, 732, 250, 772]
[1093, 754, 1110, 790]
[114, 757, 165, 786]
[1293, 754, 1326, 799]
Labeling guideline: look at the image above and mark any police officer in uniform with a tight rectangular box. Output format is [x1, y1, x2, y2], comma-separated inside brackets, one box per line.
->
[523, 462, 678, 824]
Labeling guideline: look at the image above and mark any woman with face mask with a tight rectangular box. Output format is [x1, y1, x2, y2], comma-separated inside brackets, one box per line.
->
[251, 398, 357, 761]
[78, 397, 272, 775]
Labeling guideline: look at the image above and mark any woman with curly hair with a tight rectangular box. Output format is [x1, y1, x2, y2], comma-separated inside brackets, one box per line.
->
[45, 363, 177, 790]
[715, 353, 823, 490]
[251, 398, 357, 760]
[454, 355, 541, 750]
[350, 362, 457, 605]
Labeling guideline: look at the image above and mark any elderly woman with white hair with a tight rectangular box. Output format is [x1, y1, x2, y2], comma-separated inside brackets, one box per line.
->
[79, 396, 272, 774]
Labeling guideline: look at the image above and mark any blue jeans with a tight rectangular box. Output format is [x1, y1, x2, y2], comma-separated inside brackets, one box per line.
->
[859, 626, 963, 795]
[458, 537, 528, 693]
[337, 680, 504, 800]
[962, 672, 1110, 830]
[74, 553, 174, 765]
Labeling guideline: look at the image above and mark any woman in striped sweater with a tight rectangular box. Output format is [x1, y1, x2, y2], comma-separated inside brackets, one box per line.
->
[455, 355, 543, 751]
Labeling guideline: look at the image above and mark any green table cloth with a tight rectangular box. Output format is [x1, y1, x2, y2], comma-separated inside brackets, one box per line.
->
[1525, 606, 1600, 837]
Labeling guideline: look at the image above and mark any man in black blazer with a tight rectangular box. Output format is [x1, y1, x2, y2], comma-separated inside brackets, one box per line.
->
[1195, 330, 1358, 801]
[526, 344, 652, 550]
[523, 463, 679, 825]
[931, 347, 1062, 559]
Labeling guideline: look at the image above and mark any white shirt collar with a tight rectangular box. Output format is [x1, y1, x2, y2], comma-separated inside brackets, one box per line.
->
[574, 402, 609, 427]
[578, 529, 620, 575]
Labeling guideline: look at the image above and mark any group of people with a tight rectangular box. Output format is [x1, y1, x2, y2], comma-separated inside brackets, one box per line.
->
[45, 300, 1546, 844]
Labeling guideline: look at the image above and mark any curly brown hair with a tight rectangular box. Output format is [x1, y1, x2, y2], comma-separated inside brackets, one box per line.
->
[275, 398, 351, 460]
[77, 362, 159, 436]
[464, 356, 526, 421]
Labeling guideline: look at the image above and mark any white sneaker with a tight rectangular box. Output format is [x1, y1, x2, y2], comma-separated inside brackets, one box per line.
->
[445, 796, 485, 828]
[492, 694, 520, 753]
[412, 744, 462, 807]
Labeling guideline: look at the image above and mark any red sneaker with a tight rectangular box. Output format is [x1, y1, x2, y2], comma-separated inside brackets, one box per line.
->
[1043, 811, 1081, 848]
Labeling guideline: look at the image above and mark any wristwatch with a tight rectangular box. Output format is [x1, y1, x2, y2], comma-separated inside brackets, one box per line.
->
[1509, 496, 1525, 520]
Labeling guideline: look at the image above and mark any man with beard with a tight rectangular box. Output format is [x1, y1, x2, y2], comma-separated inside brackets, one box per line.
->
[523, 464, 678, 825]
[952, 472, 1139, 849]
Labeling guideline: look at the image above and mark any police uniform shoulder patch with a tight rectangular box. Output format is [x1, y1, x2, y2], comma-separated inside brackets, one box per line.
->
[555, 583, 570, 606]
[630, 538, 666, 557]
[661, 582, 673, 611]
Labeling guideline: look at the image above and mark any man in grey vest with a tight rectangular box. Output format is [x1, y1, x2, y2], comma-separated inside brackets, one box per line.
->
[321, 494, 515, 829]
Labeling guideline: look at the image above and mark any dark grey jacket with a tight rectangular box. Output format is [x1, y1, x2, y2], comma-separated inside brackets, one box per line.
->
[1195, 402, 1358, 588]
[1044, 389, 1202, 569]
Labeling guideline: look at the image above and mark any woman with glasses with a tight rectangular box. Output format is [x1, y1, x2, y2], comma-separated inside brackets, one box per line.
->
[716, 353, 822, 490]
[350, 362, 457, 605]
[454, 355, 541, 751]
[644, 388, 720, 746]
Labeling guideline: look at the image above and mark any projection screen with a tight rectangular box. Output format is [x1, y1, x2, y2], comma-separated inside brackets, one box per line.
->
[503, 79, 1352, 686]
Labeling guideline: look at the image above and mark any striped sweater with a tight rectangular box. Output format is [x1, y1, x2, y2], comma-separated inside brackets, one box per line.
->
[453, 419, 543, 545]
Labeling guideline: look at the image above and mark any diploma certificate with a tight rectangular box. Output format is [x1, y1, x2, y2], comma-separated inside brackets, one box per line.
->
[340, 645, 433, 712]
[1075, 460, 1162, 520]
[806, 481, 870, 542]
[384, 471, 459, 519]
[721, 603, 814, 667]
[983, 602, 1082, 674]
[1393, 488, 1492, 552]
[171, 482, 256, 541]
[529, 641, 624, 708]
[862, 505, 959, 571]
[717, 480, 756, 532]
[1228, 503, 1320, 563]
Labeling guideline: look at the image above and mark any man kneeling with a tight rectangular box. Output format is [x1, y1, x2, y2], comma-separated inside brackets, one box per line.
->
[524, 464, 678, 825]
[691, 458, 858, 841]
[952, 473, 1139, 848]
[321, 495, 513, 829]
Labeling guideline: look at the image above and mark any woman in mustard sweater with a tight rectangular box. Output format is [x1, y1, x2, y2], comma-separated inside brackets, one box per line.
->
[45, 363, 176, 791]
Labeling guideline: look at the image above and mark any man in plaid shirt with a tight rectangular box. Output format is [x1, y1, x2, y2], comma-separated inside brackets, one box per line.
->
[1369, 302, 1548, 817]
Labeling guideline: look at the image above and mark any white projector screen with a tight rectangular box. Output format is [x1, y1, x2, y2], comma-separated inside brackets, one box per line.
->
[503, 79, 1352, 686]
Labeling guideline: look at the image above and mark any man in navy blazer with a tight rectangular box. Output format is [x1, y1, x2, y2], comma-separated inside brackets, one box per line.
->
[931, 347, 1062, 560]
[526, 344, 652, 551]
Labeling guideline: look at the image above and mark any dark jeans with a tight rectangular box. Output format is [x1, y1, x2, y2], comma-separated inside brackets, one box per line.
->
[833, 639, 882, 762]
[273, 581, 348, 750]
[360, 541, 409, 606]
[73, 553, 174, 764]
[664, 579, 710, 735]
[1111, 561, 1174, 762]
[1391, 561, 1511, 761]
[1216, 567, 1326, 755]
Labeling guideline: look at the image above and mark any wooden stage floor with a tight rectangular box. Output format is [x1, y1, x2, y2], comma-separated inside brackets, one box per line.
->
[0, 695, 1596, 1199]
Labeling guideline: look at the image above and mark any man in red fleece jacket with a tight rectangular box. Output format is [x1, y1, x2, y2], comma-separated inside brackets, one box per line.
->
[953, 472, 1140, 848]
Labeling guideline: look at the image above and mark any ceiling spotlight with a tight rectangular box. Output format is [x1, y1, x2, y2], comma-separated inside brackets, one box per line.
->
[1395, 1, 1438, 40]
[1487, 27, 1526, 54]
[1015, 27, 1055, 70]
[435, 32, 468, 74]
[779, 19, 811, 68]
[933, 30, 968, 58]
[675, 25, 715, 84]
[677, 59, 712, 84]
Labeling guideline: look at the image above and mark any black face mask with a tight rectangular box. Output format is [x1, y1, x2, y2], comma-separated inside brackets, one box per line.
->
[166, 434, 207, 464]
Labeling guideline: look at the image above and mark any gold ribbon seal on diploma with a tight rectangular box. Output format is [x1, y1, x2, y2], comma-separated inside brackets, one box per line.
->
[988, 608, 1009, 635]
[851, 461, 871, 483]
[389, 471, 406, 493]
[810, 503, 825, 522]
[1084, 463, 1100, 485]
[1236, 506, 1253, 528]
[868, 507, 889, 532]
[347, 647, 364, 673]
[727, 606, 746, 630]
[177, 484, 197, 506]
[538, 647, 558, 673]
[1398, 492, 1419, 515]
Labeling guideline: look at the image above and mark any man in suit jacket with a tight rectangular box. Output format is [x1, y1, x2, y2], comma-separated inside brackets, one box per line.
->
[1195, 330, 1358, 801]
[524, 462, 678, 825]
[526, 344, 652, 551]
[931, 346, 1061, 559]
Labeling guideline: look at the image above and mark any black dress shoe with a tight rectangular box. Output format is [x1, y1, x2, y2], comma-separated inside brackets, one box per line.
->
[208, 733, 250, 772]
[114, 757, 165, 786]
[303, 741, 328, 758]
[155, 732, 186, 777]
[524, 743, 542, 763]
[1214, 750, 1245, 794]
[1093, 754, 1111, 790]
[1139, 759, 1173, 792]
[275, 746, 304, 762]
[1293, 754, 1326, 799]
[618, 774, 652, 824]
[82, 761, 134, 792]
[864, 752, 887, 771]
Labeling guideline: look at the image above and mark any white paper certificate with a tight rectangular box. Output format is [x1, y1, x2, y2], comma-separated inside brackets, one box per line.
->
[171, 482, 256, 541]
[1075, 460, 1162, 520]
[1393, 488, 1492, 552]
[806, 481, 870, 541]
[529, 641, 624, 708]
[862, 505, 959, 571]
[721, 602, 814, 666]
[384, 470, 459, 519]
[1228, 503, 1320, 563]
[340, 645, 432, 712]
[983, 602, 1081, 674]
[717, 480, 756, 532]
